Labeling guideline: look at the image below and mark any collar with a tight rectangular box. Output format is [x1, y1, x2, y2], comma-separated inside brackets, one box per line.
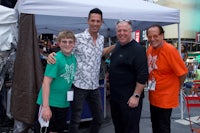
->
[84, 28, 100, 40]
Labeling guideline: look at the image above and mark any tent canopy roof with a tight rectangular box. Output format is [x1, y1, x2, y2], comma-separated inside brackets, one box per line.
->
[17, 0, 180, 36]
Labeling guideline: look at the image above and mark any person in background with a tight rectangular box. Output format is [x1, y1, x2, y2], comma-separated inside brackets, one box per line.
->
[109, 20, 148, 133]
[187, 62, 194, 80]
[47, 8, 115, 133]
[188, 65, 200, 97]
[146, 24, 188, 133]
[36, 30, 76, 133]
[181, 44, 188, 62]
[140, 40, 147, 51]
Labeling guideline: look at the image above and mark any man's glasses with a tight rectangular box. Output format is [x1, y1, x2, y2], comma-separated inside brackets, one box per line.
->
[61, 40, 74, 44]
[117, 20, 132, 25]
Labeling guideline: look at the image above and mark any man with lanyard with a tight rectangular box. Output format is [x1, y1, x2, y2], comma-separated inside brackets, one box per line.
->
[146, 24, 188, 133]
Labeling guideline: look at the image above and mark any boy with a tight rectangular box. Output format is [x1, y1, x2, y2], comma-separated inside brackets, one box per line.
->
[36, 30, 76, 133]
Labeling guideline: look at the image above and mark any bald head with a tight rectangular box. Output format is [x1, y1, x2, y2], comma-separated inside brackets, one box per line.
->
[116, 21, 133, 45]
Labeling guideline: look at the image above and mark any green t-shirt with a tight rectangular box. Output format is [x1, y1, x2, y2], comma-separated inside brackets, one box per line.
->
[194, 69, 200, 80]
[37, 51, 76, 108]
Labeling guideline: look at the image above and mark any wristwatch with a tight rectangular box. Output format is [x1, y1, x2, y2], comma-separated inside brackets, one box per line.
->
[133, 94, 140, 98]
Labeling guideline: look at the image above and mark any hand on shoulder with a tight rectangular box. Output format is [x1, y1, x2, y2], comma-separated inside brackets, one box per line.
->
[47, 52, 56, 64]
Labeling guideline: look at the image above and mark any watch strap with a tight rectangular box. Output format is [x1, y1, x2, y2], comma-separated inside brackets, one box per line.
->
[133, 93, 140, 98]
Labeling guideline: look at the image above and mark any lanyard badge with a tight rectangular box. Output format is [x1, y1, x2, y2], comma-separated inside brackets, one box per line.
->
[147, 79, 156, 91]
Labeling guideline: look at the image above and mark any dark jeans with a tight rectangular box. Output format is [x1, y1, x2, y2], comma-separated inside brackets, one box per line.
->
[110, 98, 143, 133]
[150, 104, 172, 133]
[69, 86, 104, 133]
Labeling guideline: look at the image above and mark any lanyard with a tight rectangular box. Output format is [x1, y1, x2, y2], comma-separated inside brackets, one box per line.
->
[150, 46, 162, 80]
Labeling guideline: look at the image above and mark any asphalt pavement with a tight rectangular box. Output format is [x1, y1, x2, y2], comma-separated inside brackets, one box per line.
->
[79, 90, 200, 133]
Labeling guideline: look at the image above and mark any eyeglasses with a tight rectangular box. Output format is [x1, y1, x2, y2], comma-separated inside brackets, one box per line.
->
[61, 40, 74, 44]
[117, 20, 132, 25]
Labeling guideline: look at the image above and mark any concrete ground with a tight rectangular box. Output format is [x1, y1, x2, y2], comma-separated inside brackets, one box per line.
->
[0, 91, 199, 133]
[79, 91, 200, 133]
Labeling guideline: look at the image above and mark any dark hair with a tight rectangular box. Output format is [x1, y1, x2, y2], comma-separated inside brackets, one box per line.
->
[181, 44, 187, 53]
[146, 24, 165, 36]
[88, 8, 103, 20]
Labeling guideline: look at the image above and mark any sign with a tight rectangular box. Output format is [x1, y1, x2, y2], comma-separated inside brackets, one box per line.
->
[135, 30, 140, 43]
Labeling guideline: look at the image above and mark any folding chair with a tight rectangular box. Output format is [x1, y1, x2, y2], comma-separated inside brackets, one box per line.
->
[185, 96, 200, 133]
[193, 80, 200, 96]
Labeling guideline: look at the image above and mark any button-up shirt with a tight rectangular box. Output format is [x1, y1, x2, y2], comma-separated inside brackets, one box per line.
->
[73, 29, 104, 90]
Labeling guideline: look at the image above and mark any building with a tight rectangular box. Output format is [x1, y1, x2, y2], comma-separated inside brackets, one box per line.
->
[153, 0, 200, 52]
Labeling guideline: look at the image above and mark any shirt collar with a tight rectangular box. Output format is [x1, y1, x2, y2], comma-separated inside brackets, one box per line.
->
[84, 28, 100, 40]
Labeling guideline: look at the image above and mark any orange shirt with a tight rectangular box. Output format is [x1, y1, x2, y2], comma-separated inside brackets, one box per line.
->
[147, 41, 188, 108]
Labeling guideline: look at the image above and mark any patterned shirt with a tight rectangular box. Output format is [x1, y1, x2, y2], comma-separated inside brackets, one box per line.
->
[73, 29, 104, 90]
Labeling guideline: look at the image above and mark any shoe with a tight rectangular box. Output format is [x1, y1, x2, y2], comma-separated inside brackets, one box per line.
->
[188, 94, 198, 97]
[193, 94, 198, 97]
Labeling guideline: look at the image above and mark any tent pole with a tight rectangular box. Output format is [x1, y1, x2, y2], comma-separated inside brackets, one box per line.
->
[178, 23, 181, 54]
[180, 86, 184, 120]
[178, 23, 184, 120]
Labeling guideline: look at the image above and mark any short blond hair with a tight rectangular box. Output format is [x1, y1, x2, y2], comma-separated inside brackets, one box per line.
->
[57, 30, 76, 42]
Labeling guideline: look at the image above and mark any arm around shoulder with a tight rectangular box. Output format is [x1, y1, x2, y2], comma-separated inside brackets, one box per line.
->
[47, 52, 56, 64]
[102, 45, 116, 56]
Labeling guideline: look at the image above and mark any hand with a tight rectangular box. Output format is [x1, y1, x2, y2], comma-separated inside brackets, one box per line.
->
[42, 106, 52, 121]
[47, 52, 56, 64]
[127, 96, 139, 108]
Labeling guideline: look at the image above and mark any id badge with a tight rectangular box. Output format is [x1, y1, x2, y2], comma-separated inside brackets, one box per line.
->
[67, 90, 74, 101]
[147, 80, 156, 91]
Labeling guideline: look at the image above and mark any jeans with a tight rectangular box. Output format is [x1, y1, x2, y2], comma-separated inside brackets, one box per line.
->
[69, 86, 104, 133]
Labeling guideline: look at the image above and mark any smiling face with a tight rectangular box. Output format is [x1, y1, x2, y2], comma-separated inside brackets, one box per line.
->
[57, 30, 75, 56]
[147, 26, 164, 48]
[58, 38, 75, 56]
[88, 13, 103, 35]
[116, 21, 133, 46]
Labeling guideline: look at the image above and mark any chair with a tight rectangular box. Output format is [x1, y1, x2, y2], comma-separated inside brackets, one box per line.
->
[193, 80, 200, 96]
[185, 96, 200, 133]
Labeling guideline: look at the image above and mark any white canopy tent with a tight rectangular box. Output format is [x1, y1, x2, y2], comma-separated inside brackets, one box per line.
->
[1, 0, 185, 130]
[15, 0, 185, 121]
[16, 0, 180, 37]
[0, 5, 18, 51]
